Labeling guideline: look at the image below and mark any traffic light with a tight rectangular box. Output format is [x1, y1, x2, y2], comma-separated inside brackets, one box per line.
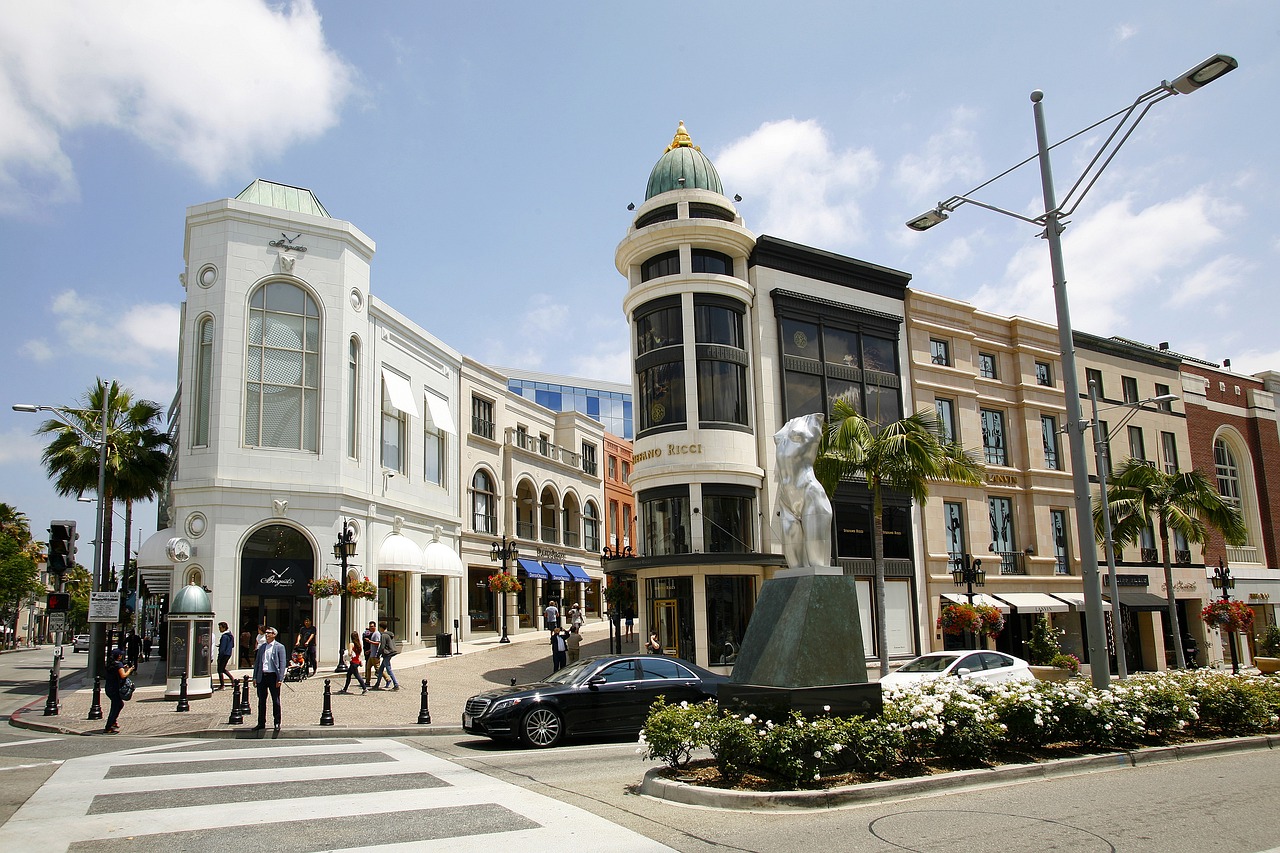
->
[46, 592, 70, 612]
[48, 520, 77, 577]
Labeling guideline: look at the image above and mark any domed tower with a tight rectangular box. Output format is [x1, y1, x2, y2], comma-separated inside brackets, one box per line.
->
[615, 123, 776, 665]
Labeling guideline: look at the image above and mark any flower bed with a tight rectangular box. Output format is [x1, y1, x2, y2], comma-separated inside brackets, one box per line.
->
[639, 670, 1280, 790]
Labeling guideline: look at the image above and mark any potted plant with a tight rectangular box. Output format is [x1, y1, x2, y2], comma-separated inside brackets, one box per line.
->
[487, 572, 523, 595]
[308, 577, 343, 598]
[1201, 599, 1253, 633]
[346, 576, 378, 600]
[938, 603, 1005, 640]
[1254, 624, 1280, 675]
[1025, 616, 1076, 682]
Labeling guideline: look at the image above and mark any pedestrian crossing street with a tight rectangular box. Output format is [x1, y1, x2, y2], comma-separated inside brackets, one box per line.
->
[0, 737, 676, 853]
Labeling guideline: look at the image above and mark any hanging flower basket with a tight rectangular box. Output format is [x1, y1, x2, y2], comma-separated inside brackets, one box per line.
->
[488, 572, 523, 594]
[938, 603, 1005, 639]
[309, 577, 343, 598]
[1201, 599, 1253, 632]
[346, 577, 378, 600]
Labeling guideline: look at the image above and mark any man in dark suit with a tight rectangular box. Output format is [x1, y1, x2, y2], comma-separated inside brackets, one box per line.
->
[253, 627, 288, 732]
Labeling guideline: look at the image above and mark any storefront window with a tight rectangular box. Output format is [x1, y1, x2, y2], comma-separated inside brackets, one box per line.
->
[640, 488, 691, 556]
[702, 488, 754, 552]
[420, 577, 442, 638]
[705, 576, 754, 666]
[647, 576, 694, 661]
[468, 568, 494, 632]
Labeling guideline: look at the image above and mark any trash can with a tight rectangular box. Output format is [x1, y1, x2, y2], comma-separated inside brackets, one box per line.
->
[435, 633, 452, 657]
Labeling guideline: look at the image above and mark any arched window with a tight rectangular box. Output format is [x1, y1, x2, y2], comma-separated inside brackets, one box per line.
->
[244, 281, 320, 451]
[583, 501, 600, 552]
[562, 494, 580, 548]
[347, 337, 359, 459]
[540, 486, 559, 543]
[472, 470, 496, 534]
[1214, 438, 1241, 508]
[193, 317, 214, 446]
[1214, 433, 1259, 557]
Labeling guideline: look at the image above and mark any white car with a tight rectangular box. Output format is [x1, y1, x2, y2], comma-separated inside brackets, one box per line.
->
[880, 650, 1034, 690]
[72, 634, 90, 653]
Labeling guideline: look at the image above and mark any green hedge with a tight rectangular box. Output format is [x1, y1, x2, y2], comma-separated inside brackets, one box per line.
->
[639, 670, 1280, 789]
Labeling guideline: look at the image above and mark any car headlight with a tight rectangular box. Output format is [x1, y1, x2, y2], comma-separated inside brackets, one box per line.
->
[489, 697, 525, 714]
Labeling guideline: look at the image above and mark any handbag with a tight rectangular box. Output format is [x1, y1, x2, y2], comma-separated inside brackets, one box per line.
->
[119, 677, 136, 701]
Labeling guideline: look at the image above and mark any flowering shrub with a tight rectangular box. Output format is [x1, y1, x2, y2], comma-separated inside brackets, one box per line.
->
[638, 669, 1280, 790]
[308, 577, 343, 598]
[487, 572, 523, 594]
[346, 577, 378, 599]
[937, 603, 1005, 639]
[1050, 652, 1081, 674]
[1201, 599, 1254, 632]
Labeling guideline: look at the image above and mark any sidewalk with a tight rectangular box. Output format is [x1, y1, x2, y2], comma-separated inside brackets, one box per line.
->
[11, 620, 634, 738]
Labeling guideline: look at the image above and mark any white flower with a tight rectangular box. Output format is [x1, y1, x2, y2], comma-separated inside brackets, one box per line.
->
[823, 705, 831, 712]
[813, 750, 823, 758]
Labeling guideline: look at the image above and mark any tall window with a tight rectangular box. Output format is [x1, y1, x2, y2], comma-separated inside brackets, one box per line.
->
[424, 422, 444, 487]
[608, 455, 617, 480]
[1085, 368, 1104, 398]
[988, 497, 1016, 568]
[978, 352, 998, 380]
[640, 250, 680, 282]
[980, 409, 1006, 465]
[935, 398, 956, 442]
[1161, 431, 1179, 474]
[471, 396, 495, 440]
[1035, 361, 1053, 387]
[944, 502, 965, 565]
[1122, 376, 1139, 404]
[1041, 415, 1060, 470]
[1051, 509, 1070, 575]
[244, 281, 320, 451]
[1155, 383, 1173, 411]
[1214, 438, 1241, 508]
[582, 442, 598, 476]
[636, 298, 685, 434]
[695, 297, 748, 427]
[1128, 425, 1146, 461]
[930, 339, 951, 366]
[194, 317, 213, 446]
[381, 380, 406, 474]
[641, 487, 690, 556]
[347, 338, 359, 459]
[472, 470, 496, 533]
[583, 502, 600, 552]
[702, 486, 755, 553]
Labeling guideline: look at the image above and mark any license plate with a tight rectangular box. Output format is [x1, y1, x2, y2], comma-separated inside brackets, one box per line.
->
[462, 713, 472, 728]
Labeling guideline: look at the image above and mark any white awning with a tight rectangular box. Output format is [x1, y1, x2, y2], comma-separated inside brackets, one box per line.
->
[378, 533, 424, 573]
[381, 367, 419, 418]
[993, 592, 1069, 614]
[941, 592, 1010, 613]
[424, 390, 457, 435]
[1051, 592, 1087, 610]
[137, 528, 176, 568]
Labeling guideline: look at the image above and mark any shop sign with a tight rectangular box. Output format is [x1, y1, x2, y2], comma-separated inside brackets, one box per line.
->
[1161, 580, 1198, 592]
[1250, 593, 1271, 602]
[985, 472, 1019, 486]
[632, 442, 704, 467]
[1103, 574, 1149, 587]
[537, 547, 565, 562]
[242, 558, 312, 597]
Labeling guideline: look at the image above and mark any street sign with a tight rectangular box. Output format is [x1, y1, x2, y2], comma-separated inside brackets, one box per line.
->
[49, 612, 66, 632]
[88, 592, 120, 623]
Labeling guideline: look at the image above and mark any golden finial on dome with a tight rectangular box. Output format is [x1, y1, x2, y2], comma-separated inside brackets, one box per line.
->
[664, 120, 698, 153]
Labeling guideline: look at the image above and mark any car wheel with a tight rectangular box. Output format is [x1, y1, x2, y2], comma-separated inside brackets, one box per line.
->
[520, 706, 563, 748]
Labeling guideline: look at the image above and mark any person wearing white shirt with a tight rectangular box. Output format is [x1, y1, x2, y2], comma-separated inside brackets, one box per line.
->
[253, 627, 288, 732]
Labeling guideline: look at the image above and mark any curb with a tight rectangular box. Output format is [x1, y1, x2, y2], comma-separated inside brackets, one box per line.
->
[638, 734, 1276, 811]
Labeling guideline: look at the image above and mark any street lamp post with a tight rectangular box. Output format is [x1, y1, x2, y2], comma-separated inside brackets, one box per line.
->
[14, 396, 110, 685]
[333, 520, 357, 672]
[489, 535, 518, 644]
[1211, 559, 1239, 674]
[951, 554, 985, 649]
[906, 54, 1237, 690]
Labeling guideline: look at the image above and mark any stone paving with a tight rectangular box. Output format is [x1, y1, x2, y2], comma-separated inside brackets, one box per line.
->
[13, 621, 634, 738]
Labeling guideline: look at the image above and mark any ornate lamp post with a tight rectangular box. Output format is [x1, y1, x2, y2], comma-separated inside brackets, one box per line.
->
[332, 520, 357, 672]
[952, 554, 984, 649]
[1211, 559, 1239, 674]
[489, 535, 518, 644]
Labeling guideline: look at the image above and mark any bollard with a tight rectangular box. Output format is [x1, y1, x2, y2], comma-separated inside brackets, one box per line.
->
[240, 675, 252, 715]
[176, 672, 190, 712]
[42, 667, 59, 717]
[319, 679, 334, 726]
[417, 678, 431, 725]
[87, 676, 104, 721]
[228, 680, 244, 725]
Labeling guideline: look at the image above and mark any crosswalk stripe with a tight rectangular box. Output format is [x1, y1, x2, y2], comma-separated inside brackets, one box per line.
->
[0, 738, 676, 853]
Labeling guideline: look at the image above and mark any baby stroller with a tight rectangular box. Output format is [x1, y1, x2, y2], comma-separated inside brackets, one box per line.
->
[284, 649, 310, 682]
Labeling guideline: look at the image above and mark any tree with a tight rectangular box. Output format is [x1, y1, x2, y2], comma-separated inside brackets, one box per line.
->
[0, 532, 42, 647]
[34, 379, 170, 588]
[1094, 458, 1247, 670]
[819, 400, 985, 675]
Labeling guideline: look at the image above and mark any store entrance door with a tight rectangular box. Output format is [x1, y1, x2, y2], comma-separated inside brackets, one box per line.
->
[654, 599, 679, 655]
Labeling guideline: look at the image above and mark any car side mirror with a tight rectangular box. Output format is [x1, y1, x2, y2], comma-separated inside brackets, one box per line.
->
[955, 667, 972, 678]
[587, 675, 606, 688]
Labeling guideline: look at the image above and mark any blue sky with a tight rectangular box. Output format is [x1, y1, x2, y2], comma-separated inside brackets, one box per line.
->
[2, 1, 1276, 553]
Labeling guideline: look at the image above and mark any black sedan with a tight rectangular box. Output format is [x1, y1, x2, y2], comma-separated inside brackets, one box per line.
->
[463, 654, 727, 748]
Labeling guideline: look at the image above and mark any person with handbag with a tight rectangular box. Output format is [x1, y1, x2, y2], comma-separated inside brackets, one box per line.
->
[371, 622, 399, 691]
[103, 648, 135, 734]
[338, 631, 367, 694]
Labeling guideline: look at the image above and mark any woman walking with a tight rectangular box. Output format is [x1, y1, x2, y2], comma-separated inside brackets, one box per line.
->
[338, 631, 367, 694]
[103, 648, 134, 734]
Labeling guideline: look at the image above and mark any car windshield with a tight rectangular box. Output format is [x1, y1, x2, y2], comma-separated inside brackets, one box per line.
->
[544, 659, 596, 685]
[897, 655, 959, 673]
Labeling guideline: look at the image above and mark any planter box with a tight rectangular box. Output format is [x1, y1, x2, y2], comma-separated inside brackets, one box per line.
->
[1030, 665, 1073, 683]
[1255, 656, 1280, 675]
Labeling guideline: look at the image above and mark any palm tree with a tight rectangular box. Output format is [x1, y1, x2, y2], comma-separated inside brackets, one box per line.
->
[34, 379, 171, 586]
[819, 399, 985, 676]
[1094, 458, 1246, 669]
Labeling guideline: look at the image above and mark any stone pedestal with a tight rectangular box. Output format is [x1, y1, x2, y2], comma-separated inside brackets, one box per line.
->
[724, 567, 881, 719]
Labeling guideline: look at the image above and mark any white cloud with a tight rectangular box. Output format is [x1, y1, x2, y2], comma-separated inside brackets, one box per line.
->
[1170, 255, 1252, 307]
[24, 290, 180, 372]
[893, 107, 984, 204]
[0, 426, 45, 466]
[0, 0, 354, 215]
[715, 119, 880, 249]
[1114, 24, 1138, 42]
[970, 189, 1241, 333]
[1226, 347, 1280, 377]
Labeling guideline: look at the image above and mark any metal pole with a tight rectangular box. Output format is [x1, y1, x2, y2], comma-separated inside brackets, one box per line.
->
[88, 391, 110, 685]
[1032, 90, 1110, 690]
[1092, 380, 1128, 679]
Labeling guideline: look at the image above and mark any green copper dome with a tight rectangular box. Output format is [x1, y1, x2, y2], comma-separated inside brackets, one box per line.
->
[645, 122, 723, 200]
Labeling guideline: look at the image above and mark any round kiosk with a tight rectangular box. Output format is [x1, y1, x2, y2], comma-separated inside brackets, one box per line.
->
[164, 583, 214, 700]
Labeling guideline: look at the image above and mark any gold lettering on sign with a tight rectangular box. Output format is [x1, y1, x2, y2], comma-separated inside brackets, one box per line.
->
[985, 473, 1019, 486]
[666, 443, 703, 455]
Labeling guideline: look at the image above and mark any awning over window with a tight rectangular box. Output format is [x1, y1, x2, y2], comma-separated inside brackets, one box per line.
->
[543, 562, 572, 581]
[381, 367, 419, 417]
[424, 390, 457, 435]
[993, 592, 1070, 614]
[1106, 592, 1174, 612]
[941, 592, 1010, 613]
[517, 558, 549, 579]
[1051, 592, 1086, 609]
[564, 564, 590, 582]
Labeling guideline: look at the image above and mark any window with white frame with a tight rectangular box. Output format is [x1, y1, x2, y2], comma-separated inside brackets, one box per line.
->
[244, 281, 320, 451]
[347, 338, 359, 459]
[472, 470, 496, 533]
[583, 502, 600, 551]
[194, 317, 213, 447]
